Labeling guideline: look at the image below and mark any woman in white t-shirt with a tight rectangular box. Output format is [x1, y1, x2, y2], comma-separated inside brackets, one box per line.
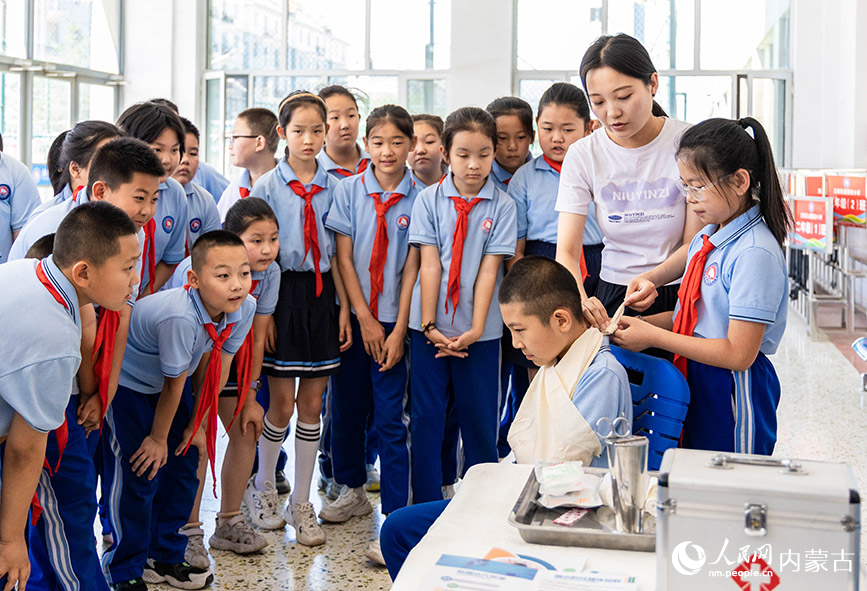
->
[556, 34, 702, 331]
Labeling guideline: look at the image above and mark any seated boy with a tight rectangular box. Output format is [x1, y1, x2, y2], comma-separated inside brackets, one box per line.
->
[381, 256, 632, 580]
[0, 202, 140, 590]
[500, 255, 632, 467]
[101, 231, 256, 591]
[216, 108, 279, 221]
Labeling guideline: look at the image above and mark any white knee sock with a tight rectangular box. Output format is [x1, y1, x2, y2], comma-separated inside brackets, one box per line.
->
[255, 415, 287, 491]
[291, 420, 320, 506]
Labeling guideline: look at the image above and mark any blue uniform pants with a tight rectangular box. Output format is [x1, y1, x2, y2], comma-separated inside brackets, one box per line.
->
[331, 316, 409, 514]
[409, 331, 500, 503]
[683, 353, 781, 456]
[28, 396, 108, 591]
[380, 500, 450, 581]
[100, 384, 198, 583]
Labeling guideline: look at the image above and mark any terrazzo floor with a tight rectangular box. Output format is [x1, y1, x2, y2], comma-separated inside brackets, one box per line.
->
[111, 310, 867, 590]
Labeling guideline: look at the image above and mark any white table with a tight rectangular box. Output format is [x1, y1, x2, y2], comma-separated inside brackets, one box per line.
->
[391, 462, 657, 590]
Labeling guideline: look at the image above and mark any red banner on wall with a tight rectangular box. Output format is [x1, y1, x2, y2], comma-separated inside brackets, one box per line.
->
[790, 197, 831, 252]
[826, 175, 866, 226]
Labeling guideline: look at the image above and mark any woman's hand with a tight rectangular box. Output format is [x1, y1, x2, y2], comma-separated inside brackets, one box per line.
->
[624, 275, 659, 312]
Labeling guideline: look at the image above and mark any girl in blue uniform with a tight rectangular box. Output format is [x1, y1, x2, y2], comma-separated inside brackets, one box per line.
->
[250, 91, 351, 546]
[408, 107, 517, 503]
[485, 97, 533, 191]
[317, 85, 370, 180]
[408, 114, 446, 188]
[614, 117, 790, 455]
[323, 104, 420, 522]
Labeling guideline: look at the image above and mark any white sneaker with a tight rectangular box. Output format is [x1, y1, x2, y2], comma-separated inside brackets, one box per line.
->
[283, 501, 326, 546]
[243, 477, 285, 530]
[179, 522, 210, 569]
[209, 514, 268, 554]
[365, 464, 381, 492]
[319, 485, 373, 523]
[365, 538, 386, 566]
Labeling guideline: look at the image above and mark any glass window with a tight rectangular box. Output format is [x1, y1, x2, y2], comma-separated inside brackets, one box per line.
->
[606, 0, 694, 70]
[657, 75, 733, 123]
[516, 0, 603, 71]
[370, 0, 450, 70]
[205, 78, 223, 173]
[700, 0, 790, 69]
[406, 79, 446, 117]
[0, 1, 27, 58]
[33, 0, 120, 73]
[253, 76, 325, 110]
[0, 72, 21, 160]
[78, 83, 115, 122]
[751, 77, 786, 162]
[287, 0, 366, 71]
[518, 79, 560, 114]
[31, 77, 71, 166]
[333, 76, 399, 120]
[208, 0, 282, 70]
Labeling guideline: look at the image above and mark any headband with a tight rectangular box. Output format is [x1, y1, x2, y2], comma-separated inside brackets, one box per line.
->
[278, 93, 325, 116]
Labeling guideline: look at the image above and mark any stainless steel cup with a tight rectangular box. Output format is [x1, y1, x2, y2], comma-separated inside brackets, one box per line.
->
[609, 435, 649, 534]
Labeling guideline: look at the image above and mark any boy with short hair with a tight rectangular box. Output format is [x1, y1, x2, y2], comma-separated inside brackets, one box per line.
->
[216, 108, 279, 221]
[21, 138, 165, 591]
[101, 230, 256, 591]
[499, 255, 632, 467]
[172, 118, 221, 250]
[0, 202, 140, 590]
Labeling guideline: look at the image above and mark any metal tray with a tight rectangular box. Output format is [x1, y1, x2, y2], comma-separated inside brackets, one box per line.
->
[507, 467, 656, 552]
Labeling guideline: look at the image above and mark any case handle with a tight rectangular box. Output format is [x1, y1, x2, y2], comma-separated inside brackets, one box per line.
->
[708, 454, 807, 475]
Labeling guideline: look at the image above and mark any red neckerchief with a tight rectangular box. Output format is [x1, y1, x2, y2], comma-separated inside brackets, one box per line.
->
[333, 157, 370, 178]
[32, 261, 72, 524]
[287, 180, 326, 296]
[541, 156, 586, 280]
[72, 185, 85, 204]
[672, 235, 715, 376]
[363, 175, 404, 320]
[91, 308, 121, 429]
[441, 178, 483, 323]
[227, 279, 258, 431]
[182, 286, 235, 495]
[239, 187, 250, 199]
[140, 218, 157, 297]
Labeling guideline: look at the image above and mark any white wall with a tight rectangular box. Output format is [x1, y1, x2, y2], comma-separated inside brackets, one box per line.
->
[447, 0, 514, 111]
[791, 0, 867, 169]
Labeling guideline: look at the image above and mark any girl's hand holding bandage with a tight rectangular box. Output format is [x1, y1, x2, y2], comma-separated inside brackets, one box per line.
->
[582, 296, 611, 332]
[611, 316, 657, 352]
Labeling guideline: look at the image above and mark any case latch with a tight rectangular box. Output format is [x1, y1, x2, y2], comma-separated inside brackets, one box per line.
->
[744, 503, 767, 536]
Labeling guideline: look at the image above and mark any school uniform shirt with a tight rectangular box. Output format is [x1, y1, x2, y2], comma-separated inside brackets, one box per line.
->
[673, 204, 788, 356]
[251, 159, 335, 274]
[571, 340, 632, 467]
[0, 256, 81, 435]
[509, 155, 603, 245]
[317, 146, 370, 183]
[217, 169, 253, 222]
[408, 174, 518, 341]
[555, 118, 692, 285]
[138, 178, 190, 293]
[166, 256, 280, 316]
[29, 184, 73, 220]
[183, 181, 221, 248]
[0, 153, 41, 263]
[325, 166, 419, 323]
[193, 161, 230, 202]
[118, 287, 256, 395]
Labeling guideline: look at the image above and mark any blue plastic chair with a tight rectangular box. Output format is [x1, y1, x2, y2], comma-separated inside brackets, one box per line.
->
[609, 345, 690, 470]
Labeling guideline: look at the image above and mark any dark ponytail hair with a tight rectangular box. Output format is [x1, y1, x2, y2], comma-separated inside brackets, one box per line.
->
[276, 90, 327, 159]
[580, 33, 668, 117]
[412, 114, 444, 138]
[48, 121, 125, 195]
[318, 85, 359, 109]
[365, 104, 414, 140]
[486, 97, 535, 141]
[537, 82, 591, 123]
[117, 102, 186, 156]
[224, 196, 279, 236]
[676, 117, 791, 247]
[442, 107, 497, 156]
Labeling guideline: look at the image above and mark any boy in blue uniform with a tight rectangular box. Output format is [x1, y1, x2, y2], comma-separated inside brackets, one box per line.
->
[192, 161, 229, 203]
[24, 139, 165, 591]
[0, 150, 41, 263]
[117, 102, 190, 296]
[381, 255, 631, 580]
[0, 202, 140, 591]
[172, 118, 221, 250]
[101, 231, 256, 591]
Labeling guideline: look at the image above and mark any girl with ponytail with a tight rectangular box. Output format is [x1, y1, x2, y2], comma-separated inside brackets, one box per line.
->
[613, 116, 791, 456]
